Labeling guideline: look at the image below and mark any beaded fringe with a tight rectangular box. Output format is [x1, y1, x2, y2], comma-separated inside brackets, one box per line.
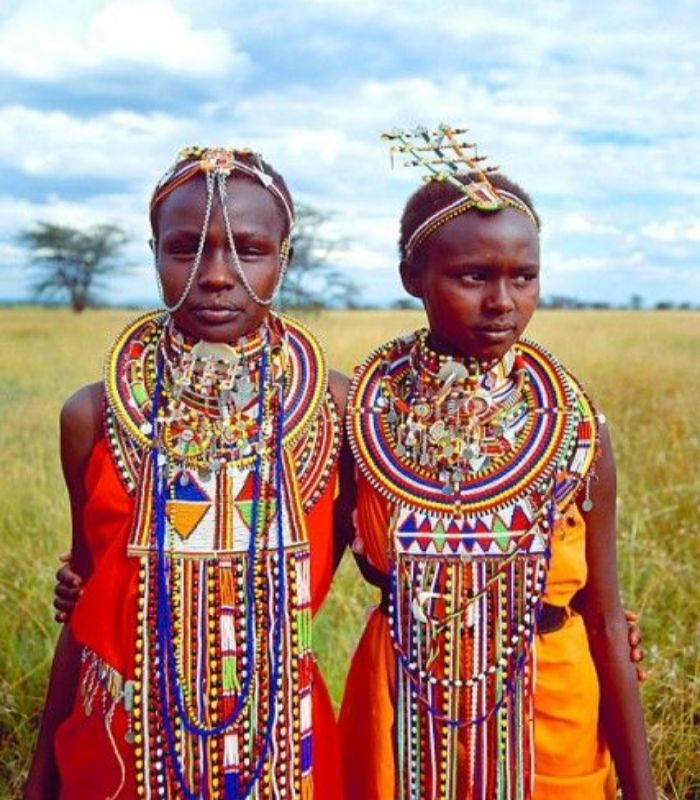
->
[79, 648, 134, 800]
[392, 555, 543, 800]
[133, 549, 314, 799]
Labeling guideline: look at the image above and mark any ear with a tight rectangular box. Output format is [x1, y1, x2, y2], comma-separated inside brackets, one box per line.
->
[400, 258, 422, 298]
[148, 237, 157, 255]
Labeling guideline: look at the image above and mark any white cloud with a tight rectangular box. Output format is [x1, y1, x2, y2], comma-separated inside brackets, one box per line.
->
[546, 252, 616, 275]
[0, 0, 699, 305]
[0, 192, 149, 245]
[0, 105, 193, 184]
[559, 213, 619, 236]
[0, 0, 246, 80]
[641, 218, 700, 244]
[334, 245, 391, 271]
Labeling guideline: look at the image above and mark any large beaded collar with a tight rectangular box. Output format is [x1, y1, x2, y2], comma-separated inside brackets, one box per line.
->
[103, 310, 338, 512]
[347, 330, 599, 519]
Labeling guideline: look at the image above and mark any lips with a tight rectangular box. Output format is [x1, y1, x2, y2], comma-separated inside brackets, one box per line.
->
[476, 323, 516, 334]
[192, 305, 242, 324]
[474, 324, 517, 341]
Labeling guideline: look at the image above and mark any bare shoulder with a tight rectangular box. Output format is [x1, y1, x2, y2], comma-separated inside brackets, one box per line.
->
[328, 369, 350, 416]
[60, 382, 104, 471]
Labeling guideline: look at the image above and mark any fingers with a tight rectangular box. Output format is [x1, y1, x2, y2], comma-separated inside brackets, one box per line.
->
[56, 583, 82, 601]
[624, 608, 648, 682]
[54, 552, 82, 624]
[53, 587, 80, 611]
[56, 563, 83, 588]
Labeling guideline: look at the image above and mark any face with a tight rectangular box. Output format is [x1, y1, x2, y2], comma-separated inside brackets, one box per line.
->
[154, 174, 287, 343]
[402, 207, 540, 362]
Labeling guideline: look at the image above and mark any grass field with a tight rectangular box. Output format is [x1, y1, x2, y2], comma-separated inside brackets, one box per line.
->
[1, 307, 699, 798]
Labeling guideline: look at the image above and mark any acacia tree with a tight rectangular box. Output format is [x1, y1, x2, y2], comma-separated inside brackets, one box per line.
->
[279, 203, 360, 309]
[19, 222, 128, 312]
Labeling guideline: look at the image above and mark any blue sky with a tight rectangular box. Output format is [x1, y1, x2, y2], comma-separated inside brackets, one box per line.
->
[1, 0, 699, 307]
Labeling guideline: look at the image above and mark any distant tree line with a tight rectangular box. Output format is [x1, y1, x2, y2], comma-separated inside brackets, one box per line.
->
[15, 221, 699, 313]
[538, 294, 699, 311]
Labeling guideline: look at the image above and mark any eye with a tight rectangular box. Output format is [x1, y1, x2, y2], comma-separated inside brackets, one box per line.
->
[162, 235, 199, 258]
[169, 246, 197, 258]
[512, 271, 539, 287]
[459, 270, 488, 284]
[234, 237, 276, 261]
[236, 243, 265, 259]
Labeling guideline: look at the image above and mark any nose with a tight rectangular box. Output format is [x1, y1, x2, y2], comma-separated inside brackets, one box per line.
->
[197, 243, 236, 292]
[484, 278, 515, 313]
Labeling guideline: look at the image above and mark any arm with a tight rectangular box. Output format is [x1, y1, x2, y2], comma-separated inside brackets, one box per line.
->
[23, 383, 103, 799]
[576, 423, 655, 799]
[328, 370, 356, 571]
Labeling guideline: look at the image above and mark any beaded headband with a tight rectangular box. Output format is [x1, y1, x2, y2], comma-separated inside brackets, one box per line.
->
[151, 145, 294, 230]
[150, 146, 294, 312]
[382, 125, 539, 258]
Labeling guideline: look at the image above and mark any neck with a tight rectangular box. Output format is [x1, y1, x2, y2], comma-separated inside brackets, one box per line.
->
[416, 329, 515, 388]
[168, 315, 269, 352]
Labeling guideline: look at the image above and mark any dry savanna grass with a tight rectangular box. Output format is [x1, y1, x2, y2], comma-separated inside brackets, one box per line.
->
[0, 307, 698, 798]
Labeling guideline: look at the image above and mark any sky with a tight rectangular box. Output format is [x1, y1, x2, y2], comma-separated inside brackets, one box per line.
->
[0, 0, 699, 308]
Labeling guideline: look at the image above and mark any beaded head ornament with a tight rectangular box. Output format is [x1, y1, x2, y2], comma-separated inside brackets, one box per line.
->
[150, 145, 294, 312]
[381, 124, 539, 258]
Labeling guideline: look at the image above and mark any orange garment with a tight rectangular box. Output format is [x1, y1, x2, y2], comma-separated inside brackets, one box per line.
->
[55, 437, 343, 799]
[339, 473, 612, 800]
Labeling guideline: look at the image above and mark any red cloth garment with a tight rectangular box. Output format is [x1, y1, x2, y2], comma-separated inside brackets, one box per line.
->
[55, 438, 343, 799]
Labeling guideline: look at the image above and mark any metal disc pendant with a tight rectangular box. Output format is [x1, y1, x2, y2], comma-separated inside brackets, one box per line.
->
[438, 360, 469, 383]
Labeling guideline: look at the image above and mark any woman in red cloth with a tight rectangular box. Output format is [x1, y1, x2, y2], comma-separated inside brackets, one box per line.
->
[24, 146, 350, 800]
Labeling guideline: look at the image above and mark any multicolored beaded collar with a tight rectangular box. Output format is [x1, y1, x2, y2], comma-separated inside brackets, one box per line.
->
[347, 330, 599, 518]
[104, 310, 338, 511]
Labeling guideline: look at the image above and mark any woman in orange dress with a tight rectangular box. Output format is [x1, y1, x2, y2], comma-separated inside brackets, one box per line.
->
[339, 128, 654, 799]
[24, 146, 349, 800]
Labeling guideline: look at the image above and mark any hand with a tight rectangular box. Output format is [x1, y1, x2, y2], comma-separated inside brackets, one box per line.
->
[53, 552, 83, 623]
[625, 609, 647, 682]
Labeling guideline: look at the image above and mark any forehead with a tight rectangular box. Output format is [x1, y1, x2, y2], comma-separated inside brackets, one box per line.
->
[154, 174, 286, 238]
[423, 207, 540, 261]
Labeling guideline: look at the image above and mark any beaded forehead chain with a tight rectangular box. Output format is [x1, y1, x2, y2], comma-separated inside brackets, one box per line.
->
[381, 124, 539, 258]
[151, 146, 294, 312]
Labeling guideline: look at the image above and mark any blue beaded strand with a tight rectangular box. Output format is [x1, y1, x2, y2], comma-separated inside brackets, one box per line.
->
[147, 342, 291, 798]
